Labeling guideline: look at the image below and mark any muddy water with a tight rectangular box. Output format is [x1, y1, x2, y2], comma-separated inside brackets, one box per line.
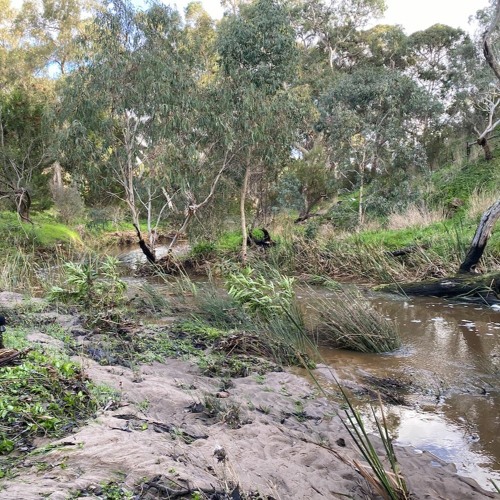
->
[310, 291, 500, 490]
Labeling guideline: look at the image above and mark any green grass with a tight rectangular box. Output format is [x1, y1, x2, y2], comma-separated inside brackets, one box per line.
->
[429, 156, 500, 208]
[0, 211, 82, 248]
[216, 230, 243, 252]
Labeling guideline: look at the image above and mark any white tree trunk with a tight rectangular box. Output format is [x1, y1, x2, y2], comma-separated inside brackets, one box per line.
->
[240, 164, 251, 264]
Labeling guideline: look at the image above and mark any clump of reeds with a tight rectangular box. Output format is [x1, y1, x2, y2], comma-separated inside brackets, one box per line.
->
[339, 387, 410, 500]
[194, 285, 252, 330]
[311, 288, 400, 353]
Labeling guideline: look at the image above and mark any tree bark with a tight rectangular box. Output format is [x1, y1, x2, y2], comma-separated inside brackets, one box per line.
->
[459, 199, 500, 273]
[133, 223, 156, 264]
[477, 136, 493, 161]
[240, 164, 251, 264]
[358, 164, 364, 226]
[15, 188, 32, 224]
[483, 0, 500, 83]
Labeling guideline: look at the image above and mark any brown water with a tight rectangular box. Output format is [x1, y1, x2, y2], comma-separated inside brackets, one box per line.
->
[307, 291, 500, 490]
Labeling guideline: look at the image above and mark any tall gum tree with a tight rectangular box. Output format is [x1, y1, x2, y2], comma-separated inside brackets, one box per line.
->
[60, 1, 200, 258]
[319, 66, 441, 221]
[216, 0, 306, 262]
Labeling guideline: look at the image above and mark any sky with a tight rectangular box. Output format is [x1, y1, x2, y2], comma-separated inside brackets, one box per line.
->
[9, 0, 491, 34]
[165, 0, 489, 34]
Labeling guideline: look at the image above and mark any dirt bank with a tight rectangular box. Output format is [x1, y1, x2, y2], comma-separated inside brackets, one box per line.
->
[1, 355, 495, 499]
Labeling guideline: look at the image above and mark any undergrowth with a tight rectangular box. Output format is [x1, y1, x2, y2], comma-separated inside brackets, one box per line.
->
[0, 328, 110, 477]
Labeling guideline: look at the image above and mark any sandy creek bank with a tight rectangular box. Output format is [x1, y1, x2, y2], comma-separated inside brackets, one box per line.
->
[0, 289, 498, 499]
[0, 349, 496, 499]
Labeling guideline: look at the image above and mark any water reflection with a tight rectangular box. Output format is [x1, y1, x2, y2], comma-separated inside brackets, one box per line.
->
[313, 293, 500, 490]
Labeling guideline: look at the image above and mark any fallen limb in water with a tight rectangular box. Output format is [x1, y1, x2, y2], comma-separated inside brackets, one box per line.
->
[375, 273, 500, 303]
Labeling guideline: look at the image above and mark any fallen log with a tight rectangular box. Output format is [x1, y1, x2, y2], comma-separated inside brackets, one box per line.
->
[386, 244, 430, 257]
[0, 348, 31, 367]
[375, 273, 500, 303]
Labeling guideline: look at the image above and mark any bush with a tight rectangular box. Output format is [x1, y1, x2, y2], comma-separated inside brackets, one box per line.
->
[51, 184, 86, 224]
[49, 256, 126, 324]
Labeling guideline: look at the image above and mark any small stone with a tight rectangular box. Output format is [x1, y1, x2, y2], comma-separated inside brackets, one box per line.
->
[216, 391, 230, 398]
[336, 438, 346, 447]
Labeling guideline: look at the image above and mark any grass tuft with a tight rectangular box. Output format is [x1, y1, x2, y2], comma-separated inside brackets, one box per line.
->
[311, 288, 400, 353]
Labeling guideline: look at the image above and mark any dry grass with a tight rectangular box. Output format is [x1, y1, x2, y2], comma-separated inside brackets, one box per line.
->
[467, 189, 499, 220]
[387, 204, 445, 230]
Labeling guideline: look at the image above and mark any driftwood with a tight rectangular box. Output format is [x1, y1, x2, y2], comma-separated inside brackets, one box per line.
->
[0, 348, 31, 367]
[459, 199, 500, 273]
[376, 273, 500, 304]
[133, 223, 156, 264]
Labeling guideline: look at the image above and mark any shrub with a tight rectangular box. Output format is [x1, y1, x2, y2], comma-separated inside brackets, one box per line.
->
[48, 256, 126, 324]
[51, 184, 86, 224]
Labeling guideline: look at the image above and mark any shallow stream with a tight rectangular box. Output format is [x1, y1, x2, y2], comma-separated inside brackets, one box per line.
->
[309, 291, 500, 490]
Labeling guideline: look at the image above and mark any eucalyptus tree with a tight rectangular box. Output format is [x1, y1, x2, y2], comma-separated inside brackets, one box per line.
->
[14, 0, 97, 76]
[292, 0, 386, 71]
[0, 82, 54, 221]
[319, 66, 441, 220]
[0, 0, 101, 219]
[286, 138, 337, 223]
[359, 24, 409, 70]
[216, 0, 306, 261]
[407, 25, 471, 98]
[465, 0, 500, 161]
[60, 0, 211, 257]
[0, 0, 59, 220]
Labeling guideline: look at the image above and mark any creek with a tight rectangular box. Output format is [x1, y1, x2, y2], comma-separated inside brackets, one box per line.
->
[114, 244, 500, 491]
[308, 290, 500, 491]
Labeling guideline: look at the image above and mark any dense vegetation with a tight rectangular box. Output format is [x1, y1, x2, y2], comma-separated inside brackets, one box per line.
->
[1, 2, 500, 496]
[0, 0, 498, 264]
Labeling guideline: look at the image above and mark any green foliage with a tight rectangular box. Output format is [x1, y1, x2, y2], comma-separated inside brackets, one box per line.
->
[217, 0, 297, 91]
[174, 319, 227, 340]
[0, 211, 82, 248]
[0, 350, 98, 461]
[226, 267, 295, 318]
[428, 157, 500, 208]
[0, 82, 55, 210]
[190, 241, 216, 259]
[49, 256, 126, 318]
[216, 231, 243, 252]
[320, 66, 440, 180]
